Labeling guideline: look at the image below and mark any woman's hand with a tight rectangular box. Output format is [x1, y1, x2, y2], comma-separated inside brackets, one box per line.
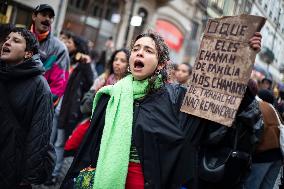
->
[75, 53, 92, 64]
[249, 32, 262, 52]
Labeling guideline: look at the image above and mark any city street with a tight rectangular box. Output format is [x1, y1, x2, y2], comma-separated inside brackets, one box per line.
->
[1, 0, 284, 188]
[33, 157, 73, 189]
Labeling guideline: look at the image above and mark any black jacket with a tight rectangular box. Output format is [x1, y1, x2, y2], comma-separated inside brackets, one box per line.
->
[61, 84, 261, 189]
[0, 55, 54, 188]
[61, 84, 205, 189]
[58, 62, 93, 140]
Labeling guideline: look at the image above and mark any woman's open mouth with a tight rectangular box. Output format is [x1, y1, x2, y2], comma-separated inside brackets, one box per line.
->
[134, 59, 144, 70]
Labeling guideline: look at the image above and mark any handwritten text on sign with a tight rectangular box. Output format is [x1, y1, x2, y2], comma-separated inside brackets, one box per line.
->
[180, 15, 265, 127]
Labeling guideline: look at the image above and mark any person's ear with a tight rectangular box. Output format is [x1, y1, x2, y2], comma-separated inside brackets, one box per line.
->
[50, 17, 54, 24]
[32, 13, 37, 22]
[24, 51, 33, 59]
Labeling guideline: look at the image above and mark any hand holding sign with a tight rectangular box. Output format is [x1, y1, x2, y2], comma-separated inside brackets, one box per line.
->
[180, 14, 266, 127]
[249, 32, 262, 52]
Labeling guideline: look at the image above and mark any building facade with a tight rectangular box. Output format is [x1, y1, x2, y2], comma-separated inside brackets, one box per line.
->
[250, 0, 284, 82]
[130, 0, 206, 64]
[113, 0, 208, 64]
[63, 0, 125, 52]
[62, 0, 208, 64]
[5, 0, 281, 76]
[1, 0, 68, 36]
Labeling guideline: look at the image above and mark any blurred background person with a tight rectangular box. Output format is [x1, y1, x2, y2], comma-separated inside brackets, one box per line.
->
[45, 33, 93, 186]
[90, 48, 129, 93]
[260, 77, 273, 91]
[175, 62, 192, 86]
[276, 84, 284, 120]
[167, 62, 177, 83]
[30, 4, 70, 106]
[63, 48, 129, 156]
[59, 30, 71, 44]
[244, 89, 282, 189]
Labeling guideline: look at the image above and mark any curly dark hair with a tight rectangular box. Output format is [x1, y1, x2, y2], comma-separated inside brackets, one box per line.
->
[131, 31, 170, 94]
[10, 27, 39, 55]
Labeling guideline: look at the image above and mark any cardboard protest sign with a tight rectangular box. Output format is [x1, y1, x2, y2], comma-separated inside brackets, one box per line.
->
[180, 14, 266, 127]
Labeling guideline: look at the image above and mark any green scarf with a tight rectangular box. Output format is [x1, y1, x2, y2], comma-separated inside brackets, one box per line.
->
[92, 74, 161, 188]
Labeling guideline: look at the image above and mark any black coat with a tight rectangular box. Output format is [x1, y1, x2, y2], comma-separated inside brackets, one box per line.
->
[61, 84, 205, 189]
[0, 55, 54, 188]
[61, 84, 261, 189]
[58, 62, 93, 140]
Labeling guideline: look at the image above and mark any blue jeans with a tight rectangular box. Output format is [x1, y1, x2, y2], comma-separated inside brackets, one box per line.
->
[50, 99, 65, 177]
[244, 160, 282, 189]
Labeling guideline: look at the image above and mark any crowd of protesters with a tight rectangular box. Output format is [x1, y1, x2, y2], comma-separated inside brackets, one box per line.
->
[1, 3, 284, 189]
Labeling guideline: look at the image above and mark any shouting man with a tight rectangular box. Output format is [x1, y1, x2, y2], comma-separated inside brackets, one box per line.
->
[0, 28, 54, 189]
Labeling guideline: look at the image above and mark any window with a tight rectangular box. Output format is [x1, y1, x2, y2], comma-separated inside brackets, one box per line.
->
[82, 0, 91, 10]
[70, 0, 75, 5]
[266, 27, 271, 35]
[12, 4, 33, 28]
[76, 0, 81, 9]
[211, 0, 224, 10]
[69, 0, 89, 10]
[191, 21, 199, 40]
[199, 0, 208, 7]
[92, 0, 119, 22]
[274, 17, 277, 22]
[244, 2, 252, 13]
[93, 5, 102, 18]
[132, 7, 148, 41]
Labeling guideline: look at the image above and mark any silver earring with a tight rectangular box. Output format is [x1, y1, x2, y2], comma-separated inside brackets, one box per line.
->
[155, 69, 161, 75]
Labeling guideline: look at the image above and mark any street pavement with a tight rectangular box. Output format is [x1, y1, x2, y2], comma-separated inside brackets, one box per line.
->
[33, 157, 73, 189]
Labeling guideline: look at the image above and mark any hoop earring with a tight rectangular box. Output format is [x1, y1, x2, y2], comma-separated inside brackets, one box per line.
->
[127, 66, 131, 73]
[155, 69, 161, 75]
